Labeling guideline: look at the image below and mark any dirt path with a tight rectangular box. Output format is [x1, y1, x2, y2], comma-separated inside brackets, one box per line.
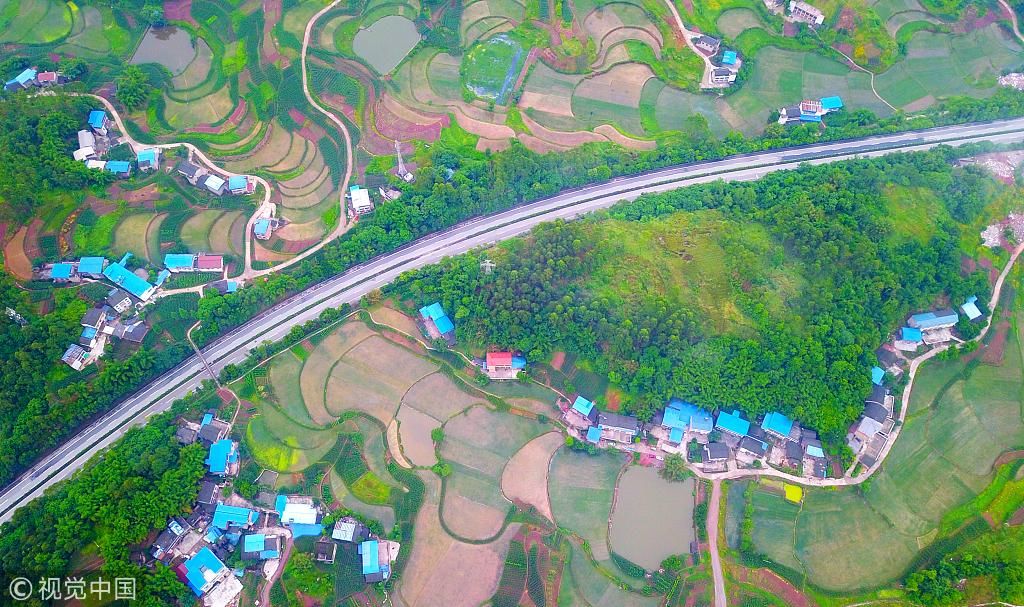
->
[998, 0, 1024, 44]
[707, 480, 727, 607]
[658, 0, 719, 89]
[258, 533, 294, 607]
[812, 31, 896, 112]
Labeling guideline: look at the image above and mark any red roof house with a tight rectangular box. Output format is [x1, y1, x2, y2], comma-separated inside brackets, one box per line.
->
[196, 254, 224, 272]
[485, 352, 516, 380]
[36, 71, 58, 84]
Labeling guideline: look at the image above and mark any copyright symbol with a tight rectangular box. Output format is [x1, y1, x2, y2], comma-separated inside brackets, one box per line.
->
[8, 577, 32, 601]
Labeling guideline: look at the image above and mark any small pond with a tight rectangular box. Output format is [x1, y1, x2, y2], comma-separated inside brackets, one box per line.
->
[608, 466, 696, 571]
[353, 15, 421, 74]
[130, 26, 196, 76]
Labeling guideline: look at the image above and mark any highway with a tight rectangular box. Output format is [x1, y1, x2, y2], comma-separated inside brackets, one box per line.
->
[2, 118, 1024, 525]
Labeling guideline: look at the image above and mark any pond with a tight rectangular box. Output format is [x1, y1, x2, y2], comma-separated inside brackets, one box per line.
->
[608, 466, 696, 571]
[353, 15, 421, 74]
[130, 26, 196, 76]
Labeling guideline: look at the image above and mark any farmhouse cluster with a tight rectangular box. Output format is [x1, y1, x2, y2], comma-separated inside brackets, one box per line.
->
[3, 65, 68, 92]
[148, 410, 401, 607]
[41, 250, 227, 370]
[778, 96, 844, 125]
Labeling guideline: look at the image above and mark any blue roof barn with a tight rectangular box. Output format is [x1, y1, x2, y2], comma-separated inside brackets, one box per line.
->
[715, 410, 750, 437]
[761, 411, 794, 439]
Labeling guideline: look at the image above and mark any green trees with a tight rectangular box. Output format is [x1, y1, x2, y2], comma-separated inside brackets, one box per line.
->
[115, 66, 152, 111]
[661, 454, 691, 482]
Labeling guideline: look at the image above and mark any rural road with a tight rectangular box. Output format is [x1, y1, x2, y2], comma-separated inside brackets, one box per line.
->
[3, 119, 1024, 525]
[708, 480, 727, 607]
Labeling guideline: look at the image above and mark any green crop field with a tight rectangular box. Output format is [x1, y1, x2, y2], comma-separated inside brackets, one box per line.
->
[566, 543, 661, 607]
[462, 33, 526, 103]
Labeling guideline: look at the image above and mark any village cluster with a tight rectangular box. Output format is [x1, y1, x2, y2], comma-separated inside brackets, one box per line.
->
[147, 411, 400, 607]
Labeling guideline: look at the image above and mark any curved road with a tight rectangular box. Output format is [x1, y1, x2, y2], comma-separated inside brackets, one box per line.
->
[2, 119, 1024, 525]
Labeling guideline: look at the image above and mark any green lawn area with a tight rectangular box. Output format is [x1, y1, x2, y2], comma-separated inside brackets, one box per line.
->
[462, 33, 526, 103]
[0, 0, 71, 43]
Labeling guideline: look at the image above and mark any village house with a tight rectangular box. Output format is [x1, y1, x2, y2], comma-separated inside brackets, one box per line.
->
[196, 254, 224, 273]
[315, 537, 338, 564]
[202, 174, 226, 196]
[908, 308, 959, 330]
[761, 411, 795, 440]
[196, 480, 219, 512]
[205, 439, 239, 476]
[73, 147, 96, 162]
[165, 253, 197, 273]
[241, 533, 282, 560]
[961, 296, 983, 321]
[711, 68, 737, 84]
[176, 160, 205, 185]
[693, 34, 721, 54]
[86, 159, 106, 170]
[88, 109, 109, 136]
[151, 517, 191, 561]
[662, 399, 714, 445]
[419, 301, 455, 341]
[783, 441, 804, 467]
[105, 160, 132, 178]
[176, 422, 199, 445]
[103, 254, 155, 301]
[483, 351, 525, 380]
[871, 365, 885, 386]
[565, 395, 599, 430]
[895, 325, 923, 351]
[61, 344, 89, 370]
[49, 262, 75, 282]
[136, 148, 159, 171]
[106, 288, 135, 314]
[227, 175, 251, 195]
[36, 71, 60, 86]
[702, 442, 730, 464]
[598, 411, 641, 444]
[788, 0, 824, 24]
[359, 539, 401, 583]
[333, 518, 370, 543]
[722, 50, 738, 66]
[875, 344, 904, 377]
[738, 436, 769, 460]
[349, 184, 374, 215]
[4, 67, 37, 91]
[275, 494, 320, 526]
[78, 129, 96, 150]
[211, 504, 258, 531]
[715, 410, 750, 437]
[176, 546, 242, 607]
[778, 96, 843, 124]
[198, 412, 230, 446]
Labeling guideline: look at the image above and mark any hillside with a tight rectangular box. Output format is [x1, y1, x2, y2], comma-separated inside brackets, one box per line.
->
[393, 148, 999, 443]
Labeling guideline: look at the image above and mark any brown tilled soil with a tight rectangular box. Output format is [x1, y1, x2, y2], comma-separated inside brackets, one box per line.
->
[163, 0, 197, 25]
[983, 320, 1010, 364]
[550, 351, 566, 370]
[733, 568, 815, 607]
[262, 0, 287, 66]
[993, 450, 1024, 468]
[23, 219, 43, 260]
[954, 4, 1003, 33]
[4, 228, 32, 280]
[1010, 507, 1024, 526]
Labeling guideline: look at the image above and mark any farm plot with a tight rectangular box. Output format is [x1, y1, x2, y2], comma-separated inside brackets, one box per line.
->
[113, 213, 161, 261]
[519, 64, 585, 126]
[439, 406, 547, 539]
[462, 34, 527, 104]
[299, 322, 378, 426]
[329, 466, 397, 530]
[172, 39, 214, 90]
[0, 0, 71, 43]
[571, 62, 653, 135]
[716, 8, 764, 38]
[246, 415, 336, 472]
[325, 336, 438, 421]
[206, 211, 245, 256]
[875, 26, 1022, 109]
[500, 431, 563, 521]
[162, 85, 235, 129]
[269, 351, 316, 427]
[397, 473, 519, 607]
[404, 372, 484, 421]
[180, 210, 223, 252]
[652, 82, 733, 137]
[396, 405, 439, 467]
[548, 448, 624, 562]
[57, 5, 111, 57]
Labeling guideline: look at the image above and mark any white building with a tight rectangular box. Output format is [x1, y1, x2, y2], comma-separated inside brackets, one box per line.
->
[349, 185, 374, 215]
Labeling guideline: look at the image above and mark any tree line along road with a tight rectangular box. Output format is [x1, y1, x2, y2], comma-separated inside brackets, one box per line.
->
[2, 119, 1024, 525]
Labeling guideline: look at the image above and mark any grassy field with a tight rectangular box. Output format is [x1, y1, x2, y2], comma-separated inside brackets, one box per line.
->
[747, 302, 1024, 591]
[462, 33, 527, 103]
[548, 448, 624, 562]
[0, 0, 71, 43]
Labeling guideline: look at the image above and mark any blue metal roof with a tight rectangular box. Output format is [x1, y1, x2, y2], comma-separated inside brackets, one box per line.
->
[9, 68, 36, 86]
[182, 547, 224, 596]
[51, 263, 73, 279]
[806, 445, 825, 458]
[722, 50, 737, 65]
[820, 96, 844, 110]
[106, 160, 131, 173]
[799, 114, 822, 122]
[910, 310, 959, 330]
[669, 427, 684, 443]
[360, 540, 381, 575]
[164, 253, 195, 269]
[290, 523, 323, 538]
[434, 314, 454, 334]
[419, 302, 446, 320]
[664, 399, 714, 433]
[572, 396, 594, 416]
[78, 257, 105, 274]
[212, 504, 257, 530]
[254, 219, 271, 237]
[81, 326, 97, 339]
[227, 281, 238, 293]
[228, 175, 247, 190]
[206, 439, 234, 474]
[512, 355, 526, 369]
[103, 262, 154, 299]
[586, 426, 602, 443]
[88, 110, 107, 129]
[762, 412, 794, 437]
[901, 326, 923, 342]
[243, 534, 265, 552]
[155, 269, 170, 286]
[201, 413, 213, 427]
[961, 296, 982, 320]
[871, 366, 885, 385]
[137, 149, 156, 163]
[716, 410, 750, 436]
[275, 494, 287, 517]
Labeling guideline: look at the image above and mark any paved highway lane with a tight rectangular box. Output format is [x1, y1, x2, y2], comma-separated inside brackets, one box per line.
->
[2, 120, 1024, 524]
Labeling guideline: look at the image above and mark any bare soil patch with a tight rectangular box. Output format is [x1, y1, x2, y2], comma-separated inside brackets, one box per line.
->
[595, 124, 656, 150]
[550, 351, 566, 370]
[404, 372, 483, 421]
[368, 303, 421, 337]
[733, 567, 814, 607]
[4, 227, 33, 280]
[387, 420, 414, 468]
[441, 492, 509, 539]
[163, 0, 197, 25]
[396, 405, 440, 466]
[983, 320, 1010, 364]
[501, 431, 563, 522]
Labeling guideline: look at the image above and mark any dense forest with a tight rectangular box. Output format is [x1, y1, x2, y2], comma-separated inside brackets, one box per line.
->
[905, 526, 1024, 606]
[389, 150, 993, 443]
[0, 405, 205, 606]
